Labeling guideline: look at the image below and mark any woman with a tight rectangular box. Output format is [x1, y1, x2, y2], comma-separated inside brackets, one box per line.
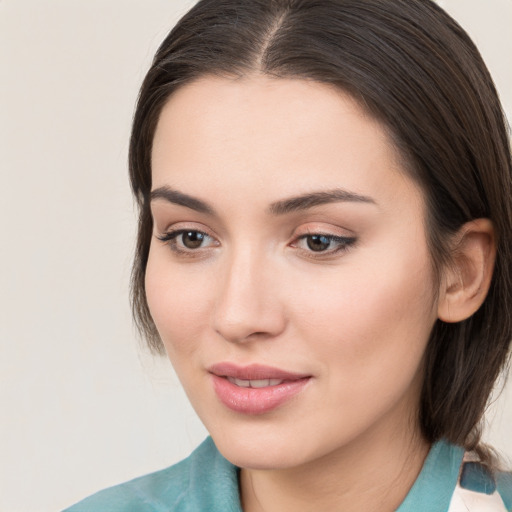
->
[64, 0, 512, 510]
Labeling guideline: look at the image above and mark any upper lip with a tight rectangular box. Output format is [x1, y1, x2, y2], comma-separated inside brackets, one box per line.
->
[208, 362, 310, 381]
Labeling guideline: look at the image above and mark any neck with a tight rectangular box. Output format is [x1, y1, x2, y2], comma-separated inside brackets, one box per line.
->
[240, 425, 429, 512]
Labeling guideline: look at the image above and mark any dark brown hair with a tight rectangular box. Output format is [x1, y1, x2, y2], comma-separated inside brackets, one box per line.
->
[129, 0, 512, 455]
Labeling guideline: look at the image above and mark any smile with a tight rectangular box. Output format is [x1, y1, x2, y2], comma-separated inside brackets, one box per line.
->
[227, 377, 284, 388]
[209, 363, 311, 415]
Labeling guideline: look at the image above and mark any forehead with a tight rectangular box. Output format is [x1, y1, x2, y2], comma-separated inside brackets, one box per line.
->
[151, 75, 423, 215]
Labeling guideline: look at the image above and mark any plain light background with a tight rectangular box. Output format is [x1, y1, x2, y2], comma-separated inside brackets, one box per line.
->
[0, 1, 511, 511]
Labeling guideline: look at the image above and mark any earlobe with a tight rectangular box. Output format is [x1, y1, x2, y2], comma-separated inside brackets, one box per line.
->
[437, 218, 496, 323]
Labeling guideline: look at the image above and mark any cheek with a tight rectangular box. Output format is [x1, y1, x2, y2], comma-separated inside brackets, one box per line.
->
[294, 252, 437, 440]
[145, 249, 212, 358]
[290, 246, 437, 381]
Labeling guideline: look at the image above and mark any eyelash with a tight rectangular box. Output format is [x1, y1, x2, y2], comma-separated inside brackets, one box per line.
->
[292, 233, 357, 257]
[157, 229, 356, 258]
[157, 229, 218, 256]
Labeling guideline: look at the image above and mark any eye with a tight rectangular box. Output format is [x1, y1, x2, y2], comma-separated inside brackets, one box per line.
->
[178, 230, 208, 249]
[292, 233, 356, 255]
[305, 234, 333, 252]
[157, 229, 218, 253]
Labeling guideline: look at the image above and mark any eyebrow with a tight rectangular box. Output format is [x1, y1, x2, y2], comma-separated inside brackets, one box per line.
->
[150, 187, 214, 215]
[150, 186, 376, 216]
[268, 189, 376, 215]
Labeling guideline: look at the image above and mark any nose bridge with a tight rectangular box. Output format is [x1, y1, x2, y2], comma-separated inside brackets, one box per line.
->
[213, 243, 284, 343]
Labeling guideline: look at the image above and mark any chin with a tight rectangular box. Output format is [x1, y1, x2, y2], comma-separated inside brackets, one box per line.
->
[206, 421, 330, 470]
[214, 436, 304, 470]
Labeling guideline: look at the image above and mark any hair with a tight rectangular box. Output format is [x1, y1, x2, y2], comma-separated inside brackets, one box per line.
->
[128, 0, 512, 459]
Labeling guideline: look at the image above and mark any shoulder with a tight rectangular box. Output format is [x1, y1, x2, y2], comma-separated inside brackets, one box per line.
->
[62, 437, 241, 512]
[497, 471, 512, 511]
[397, 441, 512, 512]
[449, 457, 512, 512]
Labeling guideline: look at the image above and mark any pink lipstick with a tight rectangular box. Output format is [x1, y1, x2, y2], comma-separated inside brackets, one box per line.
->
[208, 363, 311, 415]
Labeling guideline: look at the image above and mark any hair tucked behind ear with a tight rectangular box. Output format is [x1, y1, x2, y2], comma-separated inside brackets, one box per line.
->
[129, 0, 512, 461]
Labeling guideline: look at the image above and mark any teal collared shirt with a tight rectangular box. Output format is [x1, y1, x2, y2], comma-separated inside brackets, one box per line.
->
[64, 437, 512, 512]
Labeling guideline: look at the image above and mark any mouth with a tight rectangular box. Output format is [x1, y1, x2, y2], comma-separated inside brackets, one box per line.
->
[226, 377, 286, 388]
[208, 363, 311, 415]
[208, 362, 310, 381]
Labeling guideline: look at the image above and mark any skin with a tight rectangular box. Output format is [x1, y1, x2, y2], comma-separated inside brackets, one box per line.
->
[146, 75, 442, 511]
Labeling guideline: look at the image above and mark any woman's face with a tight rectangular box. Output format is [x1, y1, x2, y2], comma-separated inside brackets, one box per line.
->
[147, 76, 439, 469]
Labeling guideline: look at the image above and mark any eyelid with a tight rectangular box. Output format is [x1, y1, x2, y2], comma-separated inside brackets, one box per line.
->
[157, 228, 214, 243]
[155, 218, 214, 233]
[156, 224, 220, 256]
[292, 232, 356, 249]
[291, 222, 356, 240]
[289, 224, 357, 257]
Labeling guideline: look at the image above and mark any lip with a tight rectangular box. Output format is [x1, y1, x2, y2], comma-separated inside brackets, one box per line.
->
[208, 362, 310, 381]
[208, 363, 311, 415]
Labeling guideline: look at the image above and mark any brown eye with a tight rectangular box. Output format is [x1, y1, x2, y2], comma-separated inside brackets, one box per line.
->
[157, 229, 217, 254]
[292, 233, 357, 257]
[306, 235, 332, 252]
[181, 231, 206, 249]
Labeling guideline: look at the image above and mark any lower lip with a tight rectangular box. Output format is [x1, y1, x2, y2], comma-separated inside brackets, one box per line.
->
[211, 375, 310, 415]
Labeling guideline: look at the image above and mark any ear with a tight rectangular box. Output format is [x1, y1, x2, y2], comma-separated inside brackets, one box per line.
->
[437, 218, 496, 323]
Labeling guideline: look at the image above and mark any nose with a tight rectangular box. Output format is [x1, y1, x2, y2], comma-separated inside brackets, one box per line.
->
[212, 248, 286, 344]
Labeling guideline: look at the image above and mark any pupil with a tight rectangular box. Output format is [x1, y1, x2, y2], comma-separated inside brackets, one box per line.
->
[307, 235, 331, 251]
[183, 231, 204, 249]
